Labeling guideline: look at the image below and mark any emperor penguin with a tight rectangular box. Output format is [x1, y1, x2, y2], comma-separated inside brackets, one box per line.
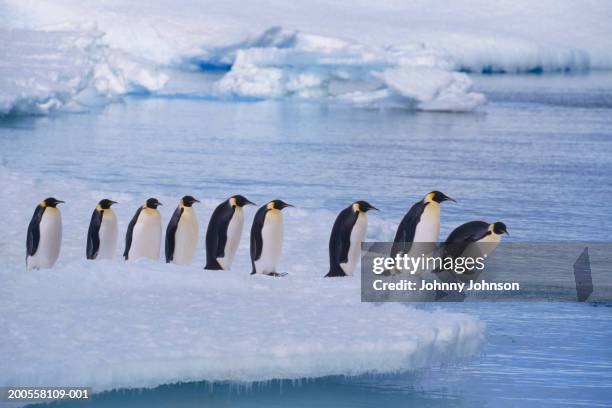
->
[165, 195, 200, 265]
[123, 198, 162, 261]
[393, 191, 455, 257]
[86, 199, 118, 260]
[205, 194, 255, 270]
[443, 221, 509, 261]
[250, 199, 293, 276]
[26, 197, 64, 270]
[326, 200, 379, 277]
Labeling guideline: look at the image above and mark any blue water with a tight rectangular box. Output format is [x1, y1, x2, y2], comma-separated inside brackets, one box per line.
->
[2, 72, 612, 407]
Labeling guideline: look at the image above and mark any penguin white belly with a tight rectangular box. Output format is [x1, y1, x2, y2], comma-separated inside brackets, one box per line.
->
[217, 208, 243, 270]
[476, 233, 502, 257]
[340, 212, 367, 276]
[255, 211, 283, 274]
[130, 210, 161, 261]
[408, 203, 441, 261]
[413, 204, 440, 243]
[28, 208, 62, 270]
[173, 208, 199, 265]
[97, 210, 118, 260]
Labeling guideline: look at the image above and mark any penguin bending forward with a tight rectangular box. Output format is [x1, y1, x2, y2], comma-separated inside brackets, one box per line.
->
[393, 191, 454, 257]
[205, 195, 255, 270]
[442, 221, 508, 261]
[250, 200, 292, 276]
[165, 195, 200, 265]
[87, 199, 118, 260]
[326, 200, 378, 277]
[124, 198, 162, 261]
[26, 197, 64, 270]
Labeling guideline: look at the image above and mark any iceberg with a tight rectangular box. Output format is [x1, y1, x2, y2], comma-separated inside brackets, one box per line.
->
[0, 28, 168, 116]
[210, 28, 485, 111]
[0, 167, 485, 392]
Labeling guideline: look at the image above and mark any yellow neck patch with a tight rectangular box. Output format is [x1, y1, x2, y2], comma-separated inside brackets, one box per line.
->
[230, 197, 237, 207]
[267, 201, 275, 210]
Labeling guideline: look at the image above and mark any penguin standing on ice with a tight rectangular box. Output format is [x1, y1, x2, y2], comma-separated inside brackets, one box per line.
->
[165, 195, 200, 265]
[326, 200, 379, 277]
[124, 198, 162, 261]
[26, 197, 64, 270]
[87, 199, 118, 260]
[393, 191, 455, 257]
[205, 195, 255, 270]
[442, 221, 509, 260]
[250, 199, 293, 276]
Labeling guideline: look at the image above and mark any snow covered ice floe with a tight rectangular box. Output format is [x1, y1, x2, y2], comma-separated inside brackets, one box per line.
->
[0, 27, 168, 116]
[0, 167, 485, 392]
[206, 27, 485, 111]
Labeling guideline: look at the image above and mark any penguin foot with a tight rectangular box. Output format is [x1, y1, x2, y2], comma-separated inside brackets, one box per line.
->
[266, 272, 288, 277]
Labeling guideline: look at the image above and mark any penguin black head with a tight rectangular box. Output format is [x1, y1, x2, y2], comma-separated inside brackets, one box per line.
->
[268, 200, 293, 210]
[42, 197, 64, 208]
[354, 200, 379, 212]
[231, 195, 256, 207]
[98, 199, 117, 210]
[426, 191, 455, 204]
[181, 195, 200, 207]
[492, 222, 509, 236]
[145, 198, 162, 209]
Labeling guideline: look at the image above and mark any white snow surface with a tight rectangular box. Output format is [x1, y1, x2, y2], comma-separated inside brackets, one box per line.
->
[0, 166, 485, 392]
[2, 0, 612, 114]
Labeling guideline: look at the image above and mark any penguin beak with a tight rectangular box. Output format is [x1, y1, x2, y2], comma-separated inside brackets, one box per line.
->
[282, 203, 294, 209]
[110, 200, 118, 206]
[368, 205, 380, 211]
[56, 200, 65, 204]
[158, 202, 163, 206]
[445, 196, 456, 203]
[246, 200, 256, 206]
[504, 229, 510, 236]
[193, 198, 200, 203]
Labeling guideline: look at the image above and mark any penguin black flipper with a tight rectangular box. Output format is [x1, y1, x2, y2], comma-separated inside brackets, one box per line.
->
[26, 205, 46, 257]
[393, 200, 427, 255]
[205, 202, 234, 270]
[443, 221, 490, 259]
[86, 209, 103, 260]
[165, 206, 183, 263]
[326, 206, 358, 277]
[123, 206, 143, 260]
[250, 206, 267, 275]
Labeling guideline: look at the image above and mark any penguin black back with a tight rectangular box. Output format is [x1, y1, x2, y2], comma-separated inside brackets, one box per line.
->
[87, 209, 103, 260]
[249, 204, 269, 274]
[442, 221, 491, 259]
[123, 206, 142, 260]
[205, 199, 235, 270]
[165, 206, 183, 263]
[393, 199, 426, 254]
[326, 205, 359, 277]
[26, 204, 46, 258]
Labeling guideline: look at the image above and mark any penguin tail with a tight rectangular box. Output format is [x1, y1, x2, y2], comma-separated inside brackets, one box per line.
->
[325, 266, 347, 278]
[204, 259, 223, 270]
